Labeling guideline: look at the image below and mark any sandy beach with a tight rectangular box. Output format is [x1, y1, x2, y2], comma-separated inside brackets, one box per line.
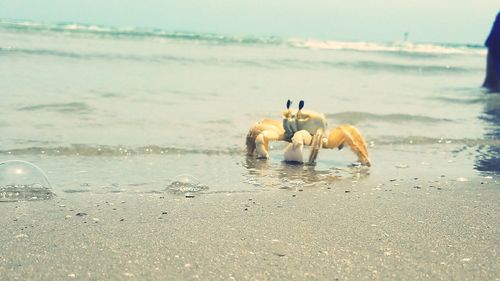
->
[1, 175, 498, 280]
[1, 13, 500, 281]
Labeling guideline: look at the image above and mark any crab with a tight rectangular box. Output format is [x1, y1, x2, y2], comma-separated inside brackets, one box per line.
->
[246, 100, 371, 166]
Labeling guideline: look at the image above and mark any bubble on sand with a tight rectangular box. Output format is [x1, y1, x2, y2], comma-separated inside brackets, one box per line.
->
[166, 174, 209, 194]
[0, 160, 54, 202]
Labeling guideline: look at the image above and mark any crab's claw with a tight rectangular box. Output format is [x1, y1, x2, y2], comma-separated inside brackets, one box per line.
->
[322, 125, 371, 166]
[283, 130, 312, 163]
[246, 119, 284, 158]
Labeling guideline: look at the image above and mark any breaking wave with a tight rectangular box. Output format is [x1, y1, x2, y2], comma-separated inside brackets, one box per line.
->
[0, 145, 243, 157]
[0, 18, 485, 56]
[1, 138, 500, 158]
[326, 111, 454, 124]
[0, 46, 480, 73]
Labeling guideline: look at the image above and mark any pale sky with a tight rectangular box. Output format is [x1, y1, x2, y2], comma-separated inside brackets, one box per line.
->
[0, 0, 499, 44]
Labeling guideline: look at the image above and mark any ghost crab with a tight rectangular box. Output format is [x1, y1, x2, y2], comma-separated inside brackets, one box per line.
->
[246, 100, 371, 166]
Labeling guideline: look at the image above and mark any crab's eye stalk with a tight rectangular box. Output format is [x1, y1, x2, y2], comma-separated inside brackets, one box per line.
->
[298, 100, 304, 110]
[286, 99, 292, 109]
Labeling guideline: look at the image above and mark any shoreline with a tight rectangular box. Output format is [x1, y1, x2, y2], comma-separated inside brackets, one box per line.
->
[1, 178, 498, 280]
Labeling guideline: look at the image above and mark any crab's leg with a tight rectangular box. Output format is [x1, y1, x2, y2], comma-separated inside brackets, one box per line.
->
[307, 128, 324, 165]
[246, 132, 257, 156]
[323, 125, 371, 166]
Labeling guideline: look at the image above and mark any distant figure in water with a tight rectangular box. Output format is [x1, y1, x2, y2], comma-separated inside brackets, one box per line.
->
[483, 12, 500, 92]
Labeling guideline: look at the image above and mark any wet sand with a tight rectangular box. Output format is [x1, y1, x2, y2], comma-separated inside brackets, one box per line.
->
[1, 178, 499, 280]
[1, 16, 499, 281]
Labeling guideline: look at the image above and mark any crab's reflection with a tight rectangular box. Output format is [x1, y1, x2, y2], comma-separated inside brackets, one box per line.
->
[243, 156, 369, 190]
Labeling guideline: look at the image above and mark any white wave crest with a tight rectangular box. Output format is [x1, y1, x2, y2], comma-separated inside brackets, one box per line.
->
[290, 39, 486, 56]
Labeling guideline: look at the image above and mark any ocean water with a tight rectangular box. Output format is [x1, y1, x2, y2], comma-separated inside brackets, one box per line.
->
[0, 19, 499, 197]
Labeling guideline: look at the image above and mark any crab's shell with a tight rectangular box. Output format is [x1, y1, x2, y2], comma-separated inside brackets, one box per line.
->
[282, 110, 328, 140]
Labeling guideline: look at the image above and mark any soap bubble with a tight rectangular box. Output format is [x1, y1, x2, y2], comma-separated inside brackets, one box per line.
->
[0, 160, 54, 202]
[166, 174, 209, 194]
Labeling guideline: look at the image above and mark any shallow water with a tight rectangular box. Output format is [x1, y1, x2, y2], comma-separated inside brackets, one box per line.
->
[0, 19, 499, 197]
